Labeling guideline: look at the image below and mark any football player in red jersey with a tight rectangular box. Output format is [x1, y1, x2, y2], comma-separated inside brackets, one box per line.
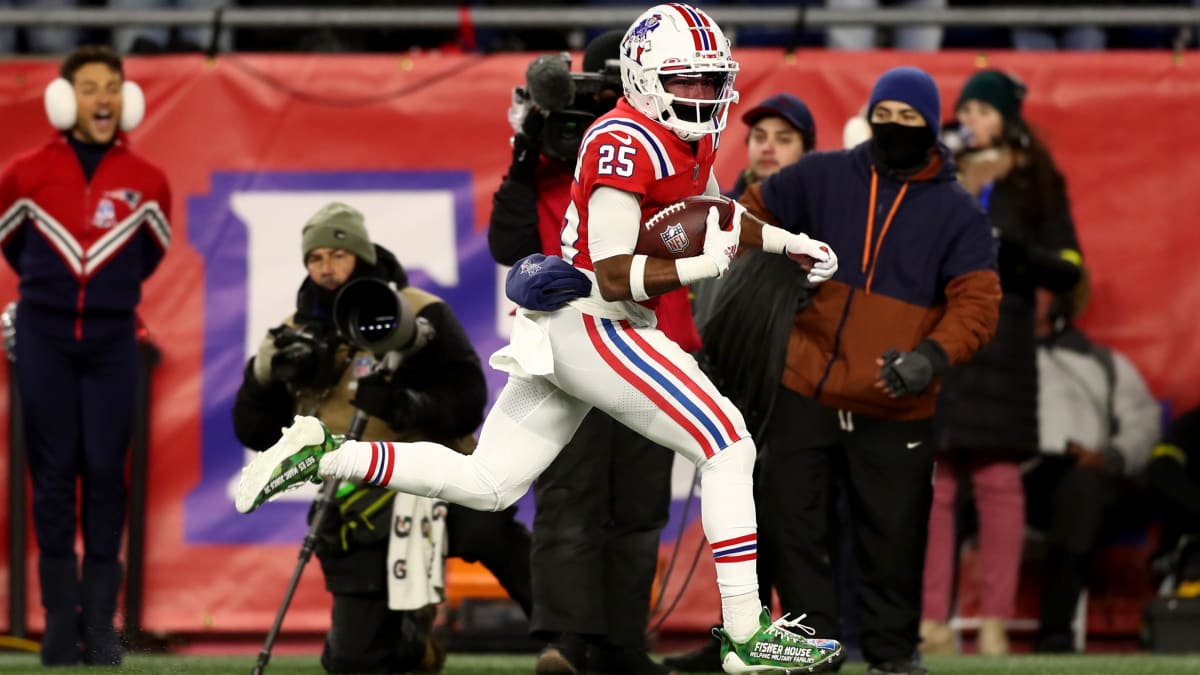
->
[238, 6, 840, 672]
[0, 45, 170, 667]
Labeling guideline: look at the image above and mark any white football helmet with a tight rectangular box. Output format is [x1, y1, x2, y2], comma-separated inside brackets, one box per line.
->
[619, 3, 739, 142]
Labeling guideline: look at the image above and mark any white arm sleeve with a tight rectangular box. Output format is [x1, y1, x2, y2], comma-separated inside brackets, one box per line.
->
[587, 186, 643, 262]
[704, 169, 721, 197]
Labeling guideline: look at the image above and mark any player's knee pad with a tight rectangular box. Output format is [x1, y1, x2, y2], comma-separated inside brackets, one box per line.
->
[698, 437, 756, 476]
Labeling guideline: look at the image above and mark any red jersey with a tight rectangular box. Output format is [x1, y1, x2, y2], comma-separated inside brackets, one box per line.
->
[562, 98, 718, 277]
[0, 133, 171, 340]
[536, 151, 703, 352]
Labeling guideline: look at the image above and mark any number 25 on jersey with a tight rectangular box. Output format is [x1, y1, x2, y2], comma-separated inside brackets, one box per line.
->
[597, 144, 637, 178]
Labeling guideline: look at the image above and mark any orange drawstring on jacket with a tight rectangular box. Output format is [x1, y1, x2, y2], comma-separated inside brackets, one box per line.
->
[862, 166, 908, 294]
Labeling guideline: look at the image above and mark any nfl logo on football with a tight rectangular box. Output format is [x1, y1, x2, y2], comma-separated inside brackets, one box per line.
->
[660, 222, 690, 254]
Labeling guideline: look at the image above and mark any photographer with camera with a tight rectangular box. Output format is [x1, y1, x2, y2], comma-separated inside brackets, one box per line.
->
[920, 69, 1084, 656]
[487, 31, 680, 675]
[232, 202, 533, 674]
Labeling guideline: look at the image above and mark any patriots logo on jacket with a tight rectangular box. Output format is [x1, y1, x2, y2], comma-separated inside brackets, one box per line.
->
[103, 188, 142, 209]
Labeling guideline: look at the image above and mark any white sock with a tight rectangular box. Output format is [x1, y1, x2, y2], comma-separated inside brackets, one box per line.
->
[698, 439, 762, 642]
[723, 591, 764, 643]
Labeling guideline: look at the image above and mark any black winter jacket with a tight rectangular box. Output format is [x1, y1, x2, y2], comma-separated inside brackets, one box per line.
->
[936, 177, 1082, 457]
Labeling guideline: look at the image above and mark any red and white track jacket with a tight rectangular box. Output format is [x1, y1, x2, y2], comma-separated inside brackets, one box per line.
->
[0, 133, 171, 341]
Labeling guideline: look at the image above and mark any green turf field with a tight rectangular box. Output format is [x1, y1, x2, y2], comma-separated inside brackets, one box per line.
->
[1, 653, 1199, 674]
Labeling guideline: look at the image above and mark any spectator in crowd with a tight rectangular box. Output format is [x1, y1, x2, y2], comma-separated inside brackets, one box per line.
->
[487, 31, 678, 675]
[235, 5, 847, 674]
[920, 69, 1083, 656]
[1147, 408, 1200, 593]
[727, 94, 817, 200]
[109, 0, 229, 53]
[232, 0, 473, 53]
[0, 0, 79, 55]
[232, 203, 533, 673]
[1006, 0, 1107, 50]
[1025, 280, 1161, 652]
[667, 92, 819, 673]
[0, 45, 170, 666]
[826, 0, 947, 50]
[737, 66, 1002, 675]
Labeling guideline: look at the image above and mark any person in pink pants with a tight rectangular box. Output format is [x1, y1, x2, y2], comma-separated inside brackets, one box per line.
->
[920, 69, 1084, 656]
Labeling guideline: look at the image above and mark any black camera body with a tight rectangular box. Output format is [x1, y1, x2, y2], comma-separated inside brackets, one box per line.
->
[269, 323, 340, 389]
[541, 69, 623, 164]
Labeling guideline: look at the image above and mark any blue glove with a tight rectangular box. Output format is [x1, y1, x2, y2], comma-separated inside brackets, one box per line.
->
[505, 254, 593, 312]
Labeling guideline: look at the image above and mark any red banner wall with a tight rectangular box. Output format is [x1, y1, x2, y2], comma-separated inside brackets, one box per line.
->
[0, 49, 1196, 636]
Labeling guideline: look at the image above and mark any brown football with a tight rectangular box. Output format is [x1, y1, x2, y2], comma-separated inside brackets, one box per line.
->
[635, 196, 734, 259]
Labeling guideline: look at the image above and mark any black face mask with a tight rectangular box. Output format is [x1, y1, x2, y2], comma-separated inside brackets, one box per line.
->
[870, 122, 936, 172]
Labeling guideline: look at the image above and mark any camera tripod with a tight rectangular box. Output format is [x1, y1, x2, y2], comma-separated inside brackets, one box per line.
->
[249, 408, 367, 675]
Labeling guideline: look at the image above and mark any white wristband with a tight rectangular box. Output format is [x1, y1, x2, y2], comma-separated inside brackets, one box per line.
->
[760, 224, 792, 255]
[629, 254, 650, 301]
[675, 255, 720, 285]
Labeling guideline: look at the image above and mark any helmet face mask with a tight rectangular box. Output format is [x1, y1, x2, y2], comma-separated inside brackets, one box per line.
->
[620, 4, 740, 142]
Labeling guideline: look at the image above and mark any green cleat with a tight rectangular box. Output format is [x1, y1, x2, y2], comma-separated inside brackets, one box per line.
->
[718, 609, 843, 673]
[234, 415, 343, 514]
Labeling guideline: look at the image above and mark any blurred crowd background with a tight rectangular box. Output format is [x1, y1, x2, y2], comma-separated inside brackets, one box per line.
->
[4, 0, 1200, 56]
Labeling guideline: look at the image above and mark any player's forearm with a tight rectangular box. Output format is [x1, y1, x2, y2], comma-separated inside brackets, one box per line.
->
[594, 253, 689, 301]
[738, 212, 766, 249]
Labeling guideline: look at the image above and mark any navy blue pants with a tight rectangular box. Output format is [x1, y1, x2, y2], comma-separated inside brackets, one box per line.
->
[14, 311, 138, 562]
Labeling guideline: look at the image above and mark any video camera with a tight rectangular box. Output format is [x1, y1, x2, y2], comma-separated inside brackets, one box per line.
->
[512, 53, 623, 164]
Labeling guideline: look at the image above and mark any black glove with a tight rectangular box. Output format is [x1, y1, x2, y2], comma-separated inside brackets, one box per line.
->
[351, 372, 411, 429]
[508, 110, 545, 183]
[879, 340, 949, 397]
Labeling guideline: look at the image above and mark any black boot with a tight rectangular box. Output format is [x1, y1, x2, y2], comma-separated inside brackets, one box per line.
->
[81, 558, 123, 666]
[39, 555, 81, 666]
[1035, 547, 1085, 654]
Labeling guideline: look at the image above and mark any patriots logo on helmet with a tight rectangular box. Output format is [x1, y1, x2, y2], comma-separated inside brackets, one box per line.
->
[623, 13, 662, 64]
[660, 222, 690, 254]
